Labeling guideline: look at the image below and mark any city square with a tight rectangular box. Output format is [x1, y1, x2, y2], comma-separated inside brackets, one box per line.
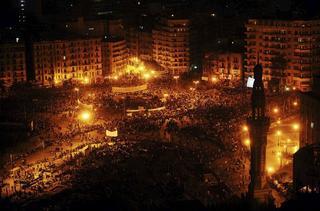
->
[0, 1, 320, 210]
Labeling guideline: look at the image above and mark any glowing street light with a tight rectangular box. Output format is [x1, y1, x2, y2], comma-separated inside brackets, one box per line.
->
[293, 101, 298, 106]
[83, 77, 90, 84]
[292, 123, 300, 131]
[143, 73, 151, 80]
[211, 76, 218, 83]
[242, 125, 249, 132]
[79, 111, 91, 122]
[276, 130, 282, 136]
[267, 166, 275, 175]
[273, 107, 279, 114]
[193, 80, 200, 85]
[244, 139, 251, 147]
[277, 119, 281, 125]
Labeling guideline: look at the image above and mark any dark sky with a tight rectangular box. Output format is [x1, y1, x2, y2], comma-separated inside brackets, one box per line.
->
[0, 1, 16, 26]
[0, 0, 319, 27]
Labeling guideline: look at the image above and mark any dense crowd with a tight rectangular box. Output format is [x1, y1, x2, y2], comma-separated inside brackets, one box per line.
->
[1, 80, 253, 208]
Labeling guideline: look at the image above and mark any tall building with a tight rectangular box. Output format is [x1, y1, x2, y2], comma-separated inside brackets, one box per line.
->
[203, 52, 242, 81]
[33, 38, 102, 86]
[245, 19, 320, 92]
[152, 16, 190, 75]
[0, 41, 27, 88]
[127, 26, 153, 61]
[247, 63, 271, 202]
[300, 75, 320, 148]
[101, 37, 128, 76]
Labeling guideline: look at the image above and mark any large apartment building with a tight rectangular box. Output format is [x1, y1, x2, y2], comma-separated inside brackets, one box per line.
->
[33, 38, 102, 86]
[101, 37, 128, 75]
[0, 41, 27, 88]
[152, 16, 190, 75]
[203, 52, 242, 81]
[245, 19, 320, 92]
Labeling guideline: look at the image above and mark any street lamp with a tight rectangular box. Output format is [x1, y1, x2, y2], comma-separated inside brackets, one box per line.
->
[273, 107, 279, 114]
[74, 87, 80, 100]
[276, 130, 282, 148]
[267, 166, 275, 175]
[83, 77, 90, 84]
[277, 118, 281, 125]
[292, 123, 300, 131]
[79, 110, 91, 122]
[173, 75, 180, 86]
[211, 76, 218, 83]
[242, 125, 249, 132]
[143, 73, 151, 80]
[244, 138, 250, 148]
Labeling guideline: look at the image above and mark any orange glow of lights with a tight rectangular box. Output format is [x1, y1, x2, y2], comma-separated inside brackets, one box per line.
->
[273, 107, 279, 114]
[292, 123, 300, 131]
[293, 101, 298, 106]
[276, 130, 282, 136]
[267, 166, 275, 174]
[244, 139, 250, 147]
[143, 73, 151, 80]
[79, 111, 91, 121]
[276, 151, 282, 157]
[242, 125, 249, 132]
[211, 76, 218, 83]
[83, 77, 90, 84]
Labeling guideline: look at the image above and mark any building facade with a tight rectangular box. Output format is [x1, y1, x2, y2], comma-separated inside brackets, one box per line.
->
[0, 42, 27, 88]
[101, 37, 128, 75]
[127, 27, 153, 61]
[245, 19, 320, 92]
[152, 17, 190, 75]
[203, 52, 242, 80]
[33, 38, 102, 86]
[300, 76, 320, 148]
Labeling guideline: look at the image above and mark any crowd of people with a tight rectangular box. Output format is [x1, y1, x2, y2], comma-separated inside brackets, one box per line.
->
[0, 78, 255, 208]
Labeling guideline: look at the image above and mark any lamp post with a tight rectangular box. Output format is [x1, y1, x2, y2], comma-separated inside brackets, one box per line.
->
[173, 76, 179, 86]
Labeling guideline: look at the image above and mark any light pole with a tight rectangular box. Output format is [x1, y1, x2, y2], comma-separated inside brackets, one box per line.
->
[173, 76, 179, 86]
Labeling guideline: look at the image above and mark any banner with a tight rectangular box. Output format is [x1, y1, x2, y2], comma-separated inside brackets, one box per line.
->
[106, 130, 118, 137]
[112, 84, 148, 93]
[126, 108, 145, 113]
[77, 99, 93, 110]
[148, 106, 166, 112]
